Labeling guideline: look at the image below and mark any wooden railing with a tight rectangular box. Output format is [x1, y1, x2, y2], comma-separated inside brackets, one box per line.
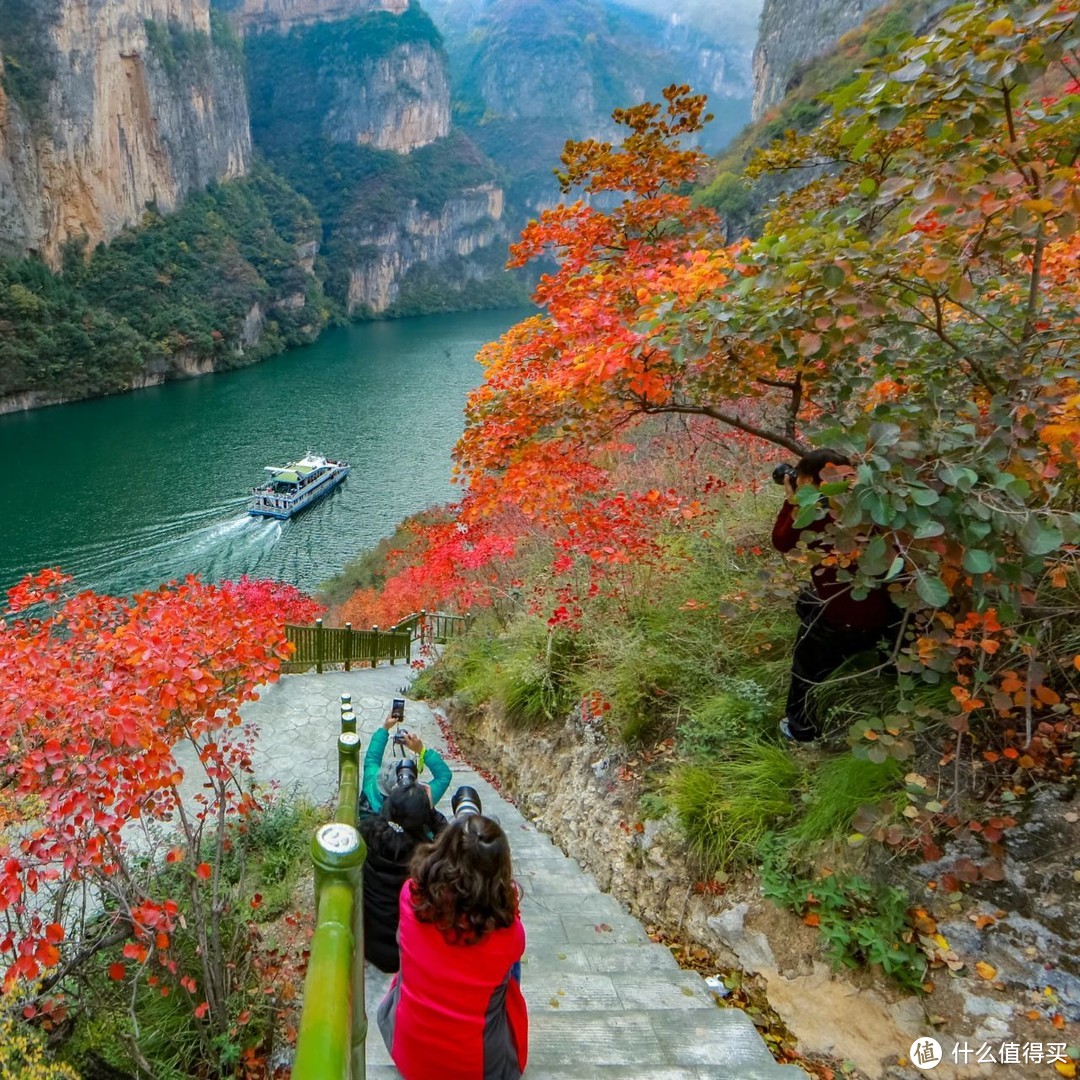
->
[283, 611, 468, 673]
[293, 697, 367, 1079]
[284, 620, 411, 673]
[389, 609, 469, 647]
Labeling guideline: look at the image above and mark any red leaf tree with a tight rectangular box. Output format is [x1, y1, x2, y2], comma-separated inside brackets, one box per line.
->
[0, 569, 300, 1067]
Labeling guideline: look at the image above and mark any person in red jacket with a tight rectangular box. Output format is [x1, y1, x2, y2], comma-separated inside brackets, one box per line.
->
[376, 814, 528, 1080]
[772, 448, 899, 742]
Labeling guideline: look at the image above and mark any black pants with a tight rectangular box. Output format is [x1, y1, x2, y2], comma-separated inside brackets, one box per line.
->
[784, 591, 890, 741]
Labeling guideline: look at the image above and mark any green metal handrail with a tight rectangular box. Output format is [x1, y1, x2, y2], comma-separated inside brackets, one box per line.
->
[293, 700, 367, 1079]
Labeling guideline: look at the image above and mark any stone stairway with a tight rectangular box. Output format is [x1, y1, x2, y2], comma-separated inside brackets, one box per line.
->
[235, 666, 805, 1078]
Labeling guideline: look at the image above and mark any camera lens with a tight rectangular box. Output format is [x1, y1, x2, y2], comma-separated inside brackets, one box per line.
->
[772, 462, 796, 485]
[451, 785, 482, 819]
[395, 760, 418, 787]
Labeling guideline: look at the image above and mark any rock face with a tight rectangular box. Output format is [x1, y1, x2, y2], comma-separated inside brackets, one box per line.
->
[236, 0, 406, 33]
[245, 2, 507, 313]
[424, 0, 755, 221]
[0, 0, 250, 265]
[332, 43, 450, 152]
[345, 183, 502, 313]
[750, 0, 892, 119]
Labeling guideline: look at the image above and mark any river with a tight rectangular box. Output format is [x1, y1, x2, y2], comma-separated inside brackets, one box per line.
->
[0, 309, 526, 599]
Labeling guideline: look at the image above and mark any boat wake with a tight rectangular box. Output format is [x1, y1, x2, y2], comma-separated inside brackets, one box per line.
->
[9, 506, 289, 597]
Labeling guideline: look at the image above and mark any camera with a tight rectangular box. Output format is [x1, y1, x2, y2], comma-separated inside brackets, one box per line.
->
[394, 759, 419, 788]
[772, 462, 797, 486]
[391, 727, 410, 747]
[451, 785, 482, 819]
[391, 698, 406, 721]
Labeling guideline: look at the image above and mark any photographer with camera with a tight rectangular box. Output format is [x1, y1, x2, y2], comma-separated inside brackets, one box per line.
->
[359, 704, 453, 972]
[771, 448, 899, 743]
[377, 813, 527, 1080]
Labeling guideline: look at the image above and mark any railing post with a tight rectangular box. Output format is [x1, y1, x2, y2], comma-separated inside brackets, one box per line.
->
[337, 731, 360, 817]
[293, 822, 366, 1080]
[340, 693, 351, 722]
[371, 625, 379, 669]
[420, 609, 428, 648]
[315, 618, 324, 675]
[344, 622, 352, 672]
[340, 710, 356, 735]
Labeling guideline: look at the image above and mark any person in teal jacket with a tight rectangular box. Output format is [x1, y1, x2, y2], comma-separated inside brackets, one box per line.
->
[360, 710, 454, 970]
[362, 712, 452, 815]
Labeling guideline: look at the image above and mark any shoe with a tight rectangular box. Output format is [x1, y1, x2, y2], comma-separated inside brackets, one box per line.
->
[779, 718, 817, 744]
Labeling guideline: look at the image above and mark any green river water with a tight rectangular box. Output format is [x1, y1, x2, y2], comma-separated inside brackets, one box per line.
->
[0, 309, 526, 598]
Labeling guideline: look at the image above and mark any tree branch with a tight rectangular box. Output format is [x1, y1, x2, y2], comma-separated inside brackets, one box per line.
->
[636, 398, 809, 454]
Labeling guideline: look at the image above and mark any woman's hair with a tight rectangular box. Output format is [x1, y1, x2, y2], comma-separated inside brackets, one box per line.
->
[796, 447, 850, 485]
[408, 814, 518, 945]
[360, 814, 422, 865]
[382, 783, 437, 838]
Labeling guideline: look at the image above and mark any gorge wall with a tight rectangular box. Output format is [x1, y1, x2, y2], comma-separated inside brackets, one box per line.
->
[0, 0, 250, 266]
[235, 0, 407, 33]
[244, 1, 509, 315]
[750, 0, 891, 119]
[344, 182, 503, 314]
[425, 0, 757, 219]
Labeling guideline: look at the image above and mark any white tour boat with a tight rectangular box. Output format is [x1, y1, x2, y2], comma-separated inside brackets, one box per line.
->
[248, 453, 350, 519]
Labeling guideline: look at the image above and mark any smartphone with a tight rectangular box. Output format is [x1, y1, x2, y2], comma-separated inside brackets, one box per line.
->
[391, 698, 405, 721]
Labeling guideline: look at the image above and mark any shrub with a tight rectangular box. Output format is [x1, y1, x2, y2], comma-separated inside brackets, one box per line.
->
[667, 740, 803, 872]
[679, 676, 776, 756]
[762, 850, 926, 992]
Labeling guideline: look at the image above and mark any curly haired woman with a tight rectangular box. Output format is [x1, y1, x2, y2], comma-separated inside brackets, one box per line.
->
[376, 814, 528, 1080]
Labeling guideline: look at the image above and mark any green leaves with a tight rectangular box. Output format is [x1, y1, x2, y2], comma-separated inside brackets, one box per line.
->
[915, 574, 950, 609]
[821, 264, 847, 288]
[1020, 517, 1064, 556]
[961, 549, 994, 575]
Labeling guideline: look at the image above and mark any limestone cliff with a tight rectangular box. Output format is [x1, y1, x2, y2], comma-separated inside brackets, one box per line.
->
[345, 182, 502, 314]
[246, 15, 450, 155]
[424, 0, 755, 221]
[0, 0, 250, 265]
[751, 0, 891, 119]
[246, 2, 509, 314]
[235, 0, 406, 33]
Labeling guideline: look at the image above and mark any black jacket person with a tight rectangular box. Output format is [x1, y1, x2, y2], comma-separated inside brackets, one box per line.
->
[772, 448, 898, 741]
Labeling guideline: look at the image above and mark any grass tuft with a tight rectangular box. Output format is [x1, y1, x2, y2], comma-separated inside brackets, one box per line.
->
[787, 753, 903, 850]
[667, 740, 803, 872]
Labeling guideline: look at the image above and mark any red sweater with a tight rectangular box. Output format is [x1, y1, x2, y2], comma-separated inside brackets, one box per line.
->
[379, 880, 528, 1080]
[771, 501, 895, 633]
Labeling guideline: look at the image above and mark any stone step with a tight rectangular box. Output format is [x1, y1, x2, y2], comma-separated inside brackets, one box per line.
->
[241, 666, 805, 1078]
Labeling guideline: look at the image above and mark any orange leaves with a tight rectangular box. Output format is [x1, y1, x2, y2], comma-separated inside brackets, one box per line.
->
[195, 863, 212, 881]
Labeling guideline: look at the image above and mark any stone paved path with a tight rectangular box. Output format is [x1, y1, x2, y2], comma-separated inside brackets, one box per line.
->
[233, 664, 805, 1079]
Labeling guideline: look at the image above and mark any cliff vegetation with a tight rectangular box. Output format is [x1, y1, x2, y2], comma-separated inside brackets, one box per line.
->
[0, 167, 331, 407]
[426, 0, 755, 218]
[698, 0, 942, 239]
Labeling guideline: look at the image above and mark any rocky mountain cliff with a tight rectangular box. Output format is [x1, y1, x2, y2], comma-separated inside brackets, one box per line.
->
[750, 0, 891, 118]
[234, 0, 406, 32]
[423, 0, 757, 219]
[243, 0, 512, 315]
[0, 0, 250, 266]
